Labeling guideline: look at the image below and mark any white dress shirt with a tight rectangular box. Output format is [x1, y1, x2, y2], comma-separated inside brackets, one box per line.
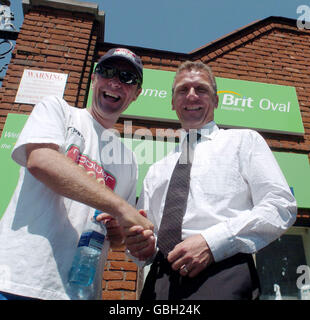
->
[137, 121, 297, 263]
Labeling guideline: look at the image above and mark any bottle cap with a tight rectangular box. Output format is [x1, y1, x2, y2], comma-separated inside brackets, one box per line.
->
[94, 209, 102, 219]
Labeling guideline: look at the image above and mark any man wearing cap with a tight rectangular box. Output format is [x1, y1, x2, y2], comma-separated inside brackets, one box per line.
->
[0, 48, 153, 300]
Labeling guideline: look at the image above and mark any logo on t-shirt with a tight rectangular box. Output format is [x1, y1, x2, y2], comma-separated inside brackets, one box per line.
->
[67, 127, 85, 142]
[66, 145, 116, 190]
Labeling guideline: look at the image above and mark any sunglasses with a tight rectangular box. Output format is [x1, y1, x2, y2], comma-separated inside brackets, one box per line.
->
[95, 64, 141, 86]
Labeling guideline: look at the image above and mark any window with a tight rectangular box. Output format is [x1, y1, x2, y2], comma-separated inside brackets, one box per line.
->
[256, 227, 310, 300]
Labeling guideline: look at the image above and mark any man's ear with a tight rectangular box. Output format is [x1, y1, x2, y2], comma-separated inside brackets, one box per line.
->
[214, 95, 219, 109]
[172, 97, 175, 110]
[91, 73, 96, 88]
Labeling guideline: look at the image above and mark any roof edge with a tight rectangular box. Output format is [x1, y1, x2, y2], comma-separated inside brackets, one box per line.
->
[189, 16, 302, 56]
[22, 0, 105, 23]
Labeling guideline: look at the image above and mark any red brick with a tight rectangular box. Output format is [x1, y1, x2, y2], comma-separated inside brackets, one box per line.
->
[109, 261, 138, 271]
[123, 292, 137, 300]
[17, 45, 41, 55]
[108, 251, 127, 261]
[103, 271, 124, 281]
[102, 291, 122, 300]
[125, 272, 137, 281]
[108, 281, 136, 291]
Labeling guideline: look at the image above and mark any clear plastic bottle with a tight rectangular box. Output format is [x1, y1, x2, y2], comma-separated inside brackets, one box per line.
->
[66, 210, 107, 300]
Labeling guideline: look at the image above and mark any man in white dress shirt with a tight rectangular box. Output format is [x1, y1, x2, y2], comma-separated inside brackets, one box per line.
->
[126, 61, 297, 300]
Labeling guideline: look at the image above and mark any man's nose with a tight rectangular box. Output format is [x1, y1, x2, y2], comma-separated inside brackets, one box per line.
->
[187, 87, 198, 99]
[108, 76, 122, 88]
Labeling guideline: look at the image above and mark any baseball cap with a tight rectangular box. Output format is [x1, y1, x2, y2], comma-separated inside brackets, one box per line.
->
[97, 48, 143, 84]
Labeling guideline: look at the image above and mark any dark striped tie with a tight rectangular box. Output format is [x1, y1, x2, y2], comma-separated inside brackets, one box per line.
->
[157, 132, 201, 257]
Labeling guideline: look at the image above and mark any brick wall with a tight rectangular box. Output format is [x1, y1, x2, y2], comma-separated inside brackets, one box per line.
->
[0, 5, 97, 134]
[102, 246, 139, 300]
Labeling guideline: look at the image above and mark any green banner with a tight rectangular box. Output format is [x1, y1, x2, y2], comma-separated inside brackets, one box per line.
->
[0, 113, 309, 221]
[87, 68, 304, 136]
[215, 77, 304, 135]
[0, 113, 28, 219]
[122, 137, 176, 196]
[122, 68, 177, 121]
[273, 152, 310, 208]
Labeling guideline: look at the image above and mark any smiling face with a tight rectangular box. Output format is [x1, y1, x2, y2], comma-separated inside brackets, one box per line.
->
[172, 68, 218, 131]
[90, 60, 142, 128]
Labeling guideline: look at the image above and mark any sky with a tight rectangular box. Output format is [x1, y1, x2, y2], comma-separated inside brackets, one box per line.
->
[86, 0, 306, 53]
[0, 0, 308, 83]
[5, 0, 310, 53]
[1, 0, 307, 84]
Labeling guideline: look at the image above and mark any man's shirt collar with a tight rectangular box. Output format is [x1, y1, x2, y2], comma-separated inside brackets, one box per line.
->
[180, 121, 219, 145]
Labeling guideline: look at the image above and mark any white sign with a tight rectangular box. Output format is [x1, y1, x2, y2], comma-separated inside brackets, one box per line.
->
[15, 69, 68, 104]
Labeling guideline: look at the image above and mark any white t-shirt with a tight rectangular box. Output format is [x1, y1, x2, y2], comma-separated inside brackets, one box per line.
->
[0, 96, 138, 300]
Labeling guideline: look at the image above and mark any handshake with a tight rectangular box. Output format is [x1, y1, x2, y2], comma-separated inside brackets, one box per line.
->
[96, 207, 214, 278]
[96, 209, 156, 261]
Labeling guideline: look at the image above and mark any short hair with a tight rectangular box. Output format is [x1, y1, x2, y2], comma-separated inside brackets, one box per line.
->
[172, 61, 217, 96]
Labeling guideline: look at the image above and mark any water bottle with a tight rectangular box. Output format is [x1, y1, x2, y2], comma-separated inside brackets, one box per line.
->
[66, 210, 107, 300]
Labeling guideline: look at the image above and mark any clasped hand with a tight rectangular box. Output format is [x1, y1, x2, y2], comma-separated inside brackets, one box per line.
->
[96, 210, 156, 256]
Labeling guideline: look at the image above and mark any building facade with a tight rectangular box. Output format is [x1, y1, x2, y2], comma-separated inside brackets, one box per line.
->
[0, 0, 309, 300]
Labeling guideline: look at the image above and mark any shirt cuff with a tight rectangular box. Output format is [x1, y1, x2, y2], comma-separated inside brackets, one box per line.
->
[125, 247, 158, 268]
[201, 222, 237, 262]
